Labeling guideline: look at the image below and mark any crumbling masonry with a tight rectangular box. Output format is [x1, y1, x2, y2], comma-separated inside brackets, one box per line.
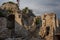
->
[0, 2, 60, 40]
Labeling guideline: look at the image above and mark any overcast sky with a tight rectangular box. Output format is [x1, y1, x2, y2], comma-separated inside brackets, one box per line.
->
[0, 0, 60, 18]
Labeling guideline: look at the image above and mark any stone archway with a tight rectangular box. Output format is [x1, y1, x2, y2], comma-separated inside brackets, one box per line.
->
[7, 14, 15, 29]
[7, 14, 15, 21]
[7, 14, 15, 38]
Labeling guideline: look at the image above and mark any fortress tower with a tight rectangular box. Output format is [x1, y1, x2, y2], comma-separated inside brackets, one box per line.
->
[39, 13, 59, 40]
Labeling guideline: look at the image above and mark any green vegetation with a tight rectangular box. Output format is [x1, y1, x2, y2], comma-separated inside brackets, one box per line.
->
[36, 18, 42, 26]
[7, 9, 13, 14]
[2, 3, 6, 5]
[2, 1, 15, 5]
[0, 11, 3, 16]
[2, 1, 19, 14]
[8, 1, 15, 4]
[22, 7, 33, 14]
[22, 7, 29, 14]
[22, 7, 35, 17]
[8, 1, 19, 9]
[36, 18, 40, 25]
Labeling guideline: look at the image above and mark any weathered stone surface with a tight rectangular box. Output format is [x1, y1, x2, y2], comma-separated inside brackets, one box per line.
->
[39, 13, 59, 40]
[30, 37, 44, 40]
[5, 38, 22, 40]
[0, 17, 11, 38]
[0, 1, 60, 40]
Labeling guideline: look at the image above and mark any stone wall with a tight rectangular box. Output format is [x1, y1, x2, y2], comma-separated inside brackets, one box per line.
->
[15, 13, 60, 40]
[39, 13, 59, 40]
[0, 17, 11, 39]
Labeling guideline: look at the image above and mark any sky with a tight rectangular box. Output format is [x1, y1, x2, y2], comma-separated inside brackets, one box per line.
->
[0, 0, 60, 18]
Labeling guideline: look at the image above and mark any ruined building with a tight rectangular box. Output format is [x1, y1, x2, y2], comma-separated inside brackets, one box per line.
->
[0, 2, 60, 40]
[39, 13, 59, 40]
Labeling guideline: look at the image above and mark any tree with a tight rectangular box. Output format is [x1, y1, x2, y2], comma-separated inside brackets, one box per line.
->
[22, 7, 35, 17]
[0, 11, 3, 16]
[22, 7, 29, 14]
[35, 18, 42, 26]
[7, 9, 13, 14]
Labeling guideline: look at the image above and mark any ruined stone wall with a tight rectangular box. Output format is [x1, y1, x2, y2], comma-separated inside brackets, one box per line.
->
[39, 13, 59, 40]
[0, 17, 11, 39]
[15, 13, 23, 26]
[0, 2, 60, 40]
[0, 17, 7, 29]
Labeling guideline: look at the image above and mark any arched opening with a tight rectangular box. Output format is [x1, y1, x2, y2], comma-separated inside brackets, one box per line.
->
[7, 14, 15, 29]
[45, 26, 50, 36]
[7, 14, 15, 38]
[7, 14, 15, 21]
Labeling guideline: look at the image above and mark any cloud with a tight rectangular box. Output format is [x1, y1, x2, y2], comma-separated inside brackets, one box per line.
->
[0, 0, 17, 5]
[0, 0, 60, 18]
[0, 0, 8, 5]
[20, 0, 60, 18]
